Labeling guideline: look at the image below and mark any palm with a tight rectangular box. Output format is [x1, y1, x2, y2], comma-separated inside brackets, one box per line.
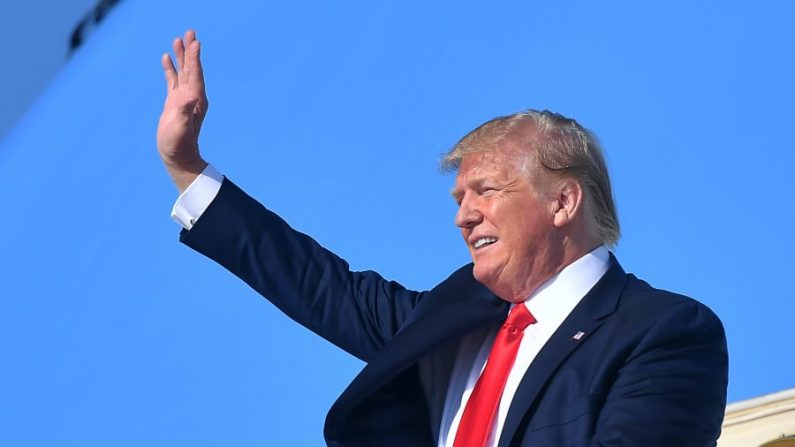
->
[157, 30, 208, 167]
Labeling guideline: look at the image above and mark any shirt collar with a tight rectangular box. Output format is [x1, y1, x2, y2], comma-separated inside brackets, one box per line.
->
[519, 246, 610, 323]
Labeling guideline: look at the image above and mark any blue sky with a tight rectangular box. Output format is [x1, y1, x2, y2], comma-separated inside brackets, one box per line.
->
[0, 0, 97, 140]
[1, 1, 793, 445]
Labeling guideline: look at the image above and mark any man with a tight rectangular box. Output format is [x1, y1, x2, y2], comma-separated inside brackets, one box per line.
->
[158, 30, 728, 446]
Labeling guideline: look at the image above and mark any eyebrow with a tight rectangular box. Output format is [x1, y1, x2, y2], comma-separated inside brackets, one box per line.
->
[450, 187, 462, 201]
[450, 176, 488, 201]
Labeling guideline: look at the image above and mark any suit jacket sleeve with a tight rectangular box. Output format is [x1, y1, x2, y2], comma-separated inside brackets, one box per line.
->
[591, 298, 729, 446]
[179, 178, 425, 363]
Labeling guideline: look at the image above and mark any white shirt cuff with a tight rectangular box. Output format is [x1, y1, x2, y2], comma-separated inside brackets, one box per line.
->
[170, 163, 224, 230]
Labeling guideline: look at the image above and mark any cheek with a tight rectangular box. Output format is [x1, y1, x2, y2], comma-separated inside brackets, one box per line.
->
[460, 228, 471, 246]
[507, 214, 548, 249]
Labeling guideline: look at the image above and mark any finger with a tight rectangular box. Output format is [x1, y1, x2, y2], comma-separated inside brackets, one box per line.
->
[161, 53, 178, 90]
[181, 30, 196, 86]
[184, 29, 196, 46]
[173, 36, 185, 73]
[188, 40, 205, 92]
[183, 30, 195, 70]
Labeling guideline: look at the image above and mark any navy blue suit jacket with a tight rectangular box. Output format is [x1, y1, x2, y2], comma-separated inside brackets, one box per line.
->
[181, 179, 729, 446]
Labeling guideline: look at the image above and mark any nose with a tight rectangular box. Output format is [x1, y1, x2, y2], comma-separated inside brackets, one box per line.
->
[454, 195, 482, 229]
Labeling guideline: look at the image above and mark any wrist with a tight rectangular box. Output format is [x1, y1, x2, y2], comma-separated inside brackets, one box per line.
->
[163, 154, 208, 193]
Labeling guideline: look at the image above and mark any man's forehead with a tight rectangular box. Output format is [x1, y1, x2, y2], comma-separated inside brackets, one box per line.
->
[456, 144, 528, 177]
[451, 147, 530, 198]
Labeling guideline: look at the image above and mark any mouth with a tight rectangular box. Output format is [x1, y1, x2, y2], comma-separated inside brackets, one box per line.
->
[472, 236, 498, 250]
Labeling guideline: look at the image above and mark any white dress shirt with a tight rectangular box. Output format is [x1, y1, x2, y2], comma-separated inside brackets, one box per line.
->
[171, 166, 610, 446]
[436, 246, 609, 447]
[171, 164, 224, 230]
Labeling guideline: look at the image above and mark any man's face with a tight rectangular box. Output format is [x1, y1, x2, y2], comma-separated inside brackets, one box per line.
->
[452, 147, 561, 302]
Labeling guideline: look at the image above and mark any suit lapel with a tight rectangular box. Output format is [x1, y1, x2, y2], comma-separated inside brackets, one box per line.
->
[497, 257, 628, 447]
[326, 267, 509, 431]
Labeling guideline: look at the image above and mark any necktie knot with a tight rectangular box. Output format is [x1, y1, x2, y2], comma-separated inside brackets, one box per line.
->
[453, 301, 537, 447]
[505, 302, 536, 331]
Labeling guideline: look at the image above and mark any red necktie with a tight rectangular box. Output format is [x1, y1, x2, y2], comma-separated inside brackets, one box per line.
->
[453, 302, 537, 447]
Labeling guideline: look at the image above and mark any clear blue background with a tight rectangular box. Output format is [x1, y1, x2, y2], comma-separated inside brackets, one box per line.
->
[0, 0, 97, 140]
[1, 1, 793, 445]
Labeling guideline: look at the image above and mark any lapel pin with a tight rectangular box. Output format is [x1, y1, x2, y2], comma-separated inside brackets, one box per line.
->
[571, 331, 586, 342]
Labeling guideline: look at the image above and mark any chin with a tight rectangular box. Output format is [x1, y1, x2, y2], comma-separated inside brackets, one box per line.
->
[472, 264, 522, 302]
[472, 264, 498, 290]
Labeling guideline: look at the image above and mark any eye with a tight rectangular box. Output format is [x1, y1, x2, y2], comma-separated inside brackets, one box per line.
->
[480, 186, 498, 196]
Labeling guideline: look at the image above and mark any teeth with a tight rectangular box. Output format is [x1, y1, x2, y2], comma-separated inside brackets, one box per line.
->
[474, 237, 497, 249]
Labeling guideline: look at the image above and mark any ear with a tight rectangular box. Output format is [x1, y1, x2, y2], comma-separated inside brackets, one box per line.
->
[552, 178, 584, 228]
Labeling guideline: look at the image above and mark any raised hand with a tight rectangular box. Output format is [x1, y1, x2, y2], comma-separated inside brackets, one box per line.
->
[157, 30, 209, 192]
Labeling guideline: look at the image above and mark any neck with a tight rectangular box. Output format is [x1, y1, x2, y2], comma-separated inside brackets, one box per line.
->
[502, 235, 601, 303]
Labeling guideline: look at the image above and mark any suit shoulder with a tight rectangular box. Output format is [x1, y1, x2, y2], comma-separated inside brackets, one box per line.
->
[619, 273, 725, 333]
[429, 263, 477, 293]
